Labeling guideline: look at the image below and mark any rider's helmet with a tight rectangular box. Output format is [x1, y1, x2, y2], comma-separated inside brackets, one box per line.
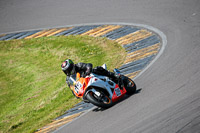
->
[61, 59, 75, 76]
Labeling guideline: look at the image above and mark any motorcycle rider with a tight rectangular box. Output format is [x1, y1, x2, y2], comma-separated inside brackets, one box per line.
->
[61, 59, 120, 87]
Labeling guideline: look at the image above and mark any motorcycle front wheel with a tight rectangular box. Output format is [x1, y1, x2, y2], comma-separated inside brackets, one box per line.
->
[123, 76, 137, 95]
[86, 89, 113, 108]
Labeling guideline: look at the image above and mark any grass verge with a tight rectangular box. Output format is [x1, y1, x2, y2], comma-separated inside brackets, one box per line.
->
[0, 35, 126, 133]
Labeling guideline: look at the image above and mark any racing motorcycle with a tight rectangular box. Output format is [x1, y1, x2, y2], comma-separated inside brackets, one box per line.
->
[68, 64, 136, 108]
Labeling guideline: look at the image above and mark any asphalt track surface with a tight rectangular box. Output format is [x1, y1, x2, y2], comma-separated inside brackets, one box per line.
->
[0, 0, 200, 133]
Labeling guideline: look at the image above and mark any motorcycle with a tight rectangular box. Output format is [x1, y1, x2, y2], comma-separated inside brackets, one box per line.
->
[67, 64, 136, 108]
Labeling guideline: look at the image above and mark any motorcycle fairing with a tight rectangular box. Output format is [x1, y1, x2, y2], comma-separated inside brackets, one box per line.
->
[111, 84, 127, 102]
[70, 72, 127, 103]
[83, 75, 115, 100]
[73, 77, 90, 98]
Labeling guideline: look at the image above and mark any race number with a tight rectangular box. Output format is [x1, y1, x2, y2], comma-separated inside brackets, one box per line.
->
[74, 81, 82, 94]
[115, 88, 121, 97]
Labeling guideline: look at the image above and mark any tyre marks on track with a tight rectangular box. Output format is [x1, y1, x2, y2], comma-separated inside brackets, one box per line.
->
[0, 24, 163, 132]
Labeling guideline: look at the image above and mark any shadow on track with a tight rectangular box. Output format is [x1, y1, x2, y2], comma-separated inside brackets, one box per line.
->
[92, 88, 142, 112]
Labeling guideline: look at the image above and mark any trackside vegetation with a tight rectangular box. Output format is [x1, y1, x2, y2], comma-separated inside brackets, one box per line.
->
[0, 35, 126, 133]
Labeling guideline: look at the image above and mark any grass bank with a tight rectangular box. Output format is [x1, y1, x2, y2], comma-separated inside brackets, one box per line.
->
[0, 35, 126, 133]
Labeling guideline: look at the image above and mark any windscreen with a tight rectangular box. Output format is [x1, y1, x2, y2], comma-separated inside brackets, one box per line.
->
[68, 74, 76, 86]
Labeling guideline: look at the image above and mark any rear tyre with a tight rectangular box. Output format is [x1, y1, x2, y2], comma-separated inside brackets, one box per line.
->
[86, 90, 113, 108]
[123, 76, 136, 95]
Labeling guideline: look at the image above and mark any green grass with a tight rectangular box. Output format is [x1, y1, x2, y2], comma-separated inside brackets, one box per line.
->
[0, 35, 126, 133]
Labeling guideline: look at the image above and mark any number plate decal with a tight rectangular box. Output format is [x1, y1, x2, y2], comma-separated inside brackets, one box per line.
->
[74, 81, 82, 94]
[115, 88, 121, 97]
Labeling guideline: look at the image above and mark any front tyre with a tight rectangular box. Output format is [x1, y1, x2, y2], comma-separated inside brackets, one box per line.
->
[85, 90, 113, 108]
[123, 76, 136, 95]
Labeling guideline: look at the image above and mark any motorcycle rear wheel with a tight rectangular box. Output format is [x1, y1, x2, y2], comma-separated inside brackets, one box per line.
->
[86, 90, 113, 108]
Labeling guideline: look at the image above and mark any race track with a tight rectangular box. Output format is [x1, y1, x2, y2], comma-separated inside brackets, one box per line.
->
[0, 0, 200, 133]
